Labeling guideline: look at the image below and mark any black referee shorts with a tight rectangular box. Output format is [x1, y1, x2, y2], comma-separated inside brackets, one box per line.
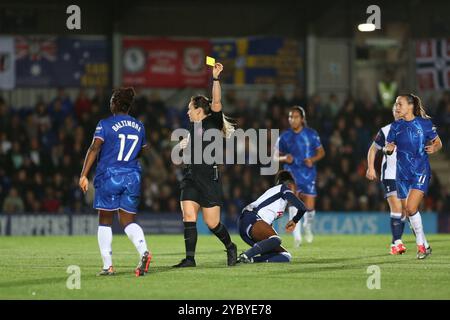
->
[180, 174, 223, 208]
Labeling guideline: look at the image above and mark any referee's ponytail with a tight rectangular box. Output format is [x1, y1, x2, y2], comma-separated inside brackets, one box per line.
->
[191, 95, 236, 138]
[221, 114, 236, 139]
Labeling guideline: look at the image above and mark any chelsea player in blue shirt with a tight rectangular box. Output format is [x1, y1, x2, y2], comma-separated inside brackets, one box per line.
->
[274, 106, 325, 246]
[79, 87, 152, 276]
[385, 94, 442, 259]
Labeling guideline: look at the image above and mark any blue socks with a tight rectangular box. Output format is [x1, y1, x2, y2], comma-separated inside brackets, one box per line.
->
[244, 236, 292, 263]
[244, 236, 281, 259]
[390, 212, 405, 244]
[253, 252, 292, 263]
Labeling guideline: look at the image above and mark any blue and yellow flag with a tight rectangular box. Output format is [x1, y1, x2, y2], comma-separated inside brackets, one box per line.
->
[212, 36, 304, 85]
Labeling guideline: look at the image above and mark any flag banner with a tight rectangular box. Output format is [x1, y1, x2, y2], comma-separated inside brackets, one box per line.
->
[122, 37, 211, 88]
[15, 36, 109, 87]
[416, 38, 450, 91]
[212, 36, 304, 85]
[0, 36, 15, 90]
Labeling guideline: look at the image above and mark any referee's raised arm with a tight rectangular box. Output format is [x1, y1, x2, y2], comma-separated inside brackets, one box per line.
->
[211, 62, 223, 112]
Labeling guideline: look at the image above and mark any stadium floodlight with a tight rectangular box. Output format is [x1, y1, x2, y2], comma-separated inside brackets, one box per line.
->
[358, 23, 376, 32]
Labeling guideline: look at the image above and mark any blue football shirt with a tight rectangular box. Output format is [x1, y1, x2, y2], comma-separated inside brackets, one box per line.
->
[93, 114, 147, 179]
[275, 127, 322, 184]
[386, 117, 438, 181]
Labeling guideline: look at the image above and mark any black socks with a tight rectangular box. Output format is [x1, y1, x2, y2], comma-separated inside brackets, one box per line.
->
[209, 222, 233, 249]
[184, 221, 233, 262]
[184, 222, 197, 261]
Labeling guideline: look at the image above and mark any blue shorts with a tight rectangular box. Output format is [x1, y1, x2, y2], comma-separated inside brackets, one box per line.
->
[237, 210, 262, 247]
[382, 179, 397, 198]
[396, 175, 430, 200]
[296, 180, 317, 196]
[287, 168, 317, 196]
[93, 167, 141, 214]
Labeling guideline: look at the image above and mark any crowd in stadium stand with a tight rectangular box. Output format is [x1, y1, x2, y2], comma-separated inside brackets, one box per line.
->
[0, 88, 449, 222]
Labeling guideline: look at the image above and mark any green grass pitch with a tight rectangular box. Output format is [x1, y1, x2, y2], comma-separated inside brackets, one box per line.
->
[1, 234, 450, 300]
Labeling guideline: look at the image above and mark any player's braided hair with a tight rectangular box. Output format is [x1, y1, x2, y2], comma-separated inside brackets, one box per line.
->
[191, 95, 236, 138]
[111, 87, 135, 113]
[275, 170, 295, 186]
[402, 93, 431, 119]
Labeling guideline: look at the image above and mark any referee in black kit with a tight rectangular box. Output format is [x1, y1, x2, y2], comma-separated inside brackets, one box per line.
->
[173, 62, 238, 268]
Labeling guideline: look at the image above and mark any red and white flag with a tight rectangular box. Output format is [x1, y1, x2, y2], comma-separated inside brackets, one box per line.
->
[416, 39, 450, 91]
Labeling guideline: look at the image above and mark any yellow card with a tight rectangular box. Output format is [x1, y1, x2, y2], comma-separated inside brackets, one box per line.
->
[206, 56, 215, 66]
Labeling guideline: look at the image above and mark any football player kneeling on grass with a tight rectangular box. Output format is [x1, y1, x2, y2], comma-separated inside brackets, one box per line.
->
[237, 170, 308, 263]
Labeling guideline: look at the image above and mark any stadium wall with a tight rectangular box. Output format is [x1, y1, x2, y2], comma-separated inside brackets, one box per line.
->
[0, 212, 439, 236]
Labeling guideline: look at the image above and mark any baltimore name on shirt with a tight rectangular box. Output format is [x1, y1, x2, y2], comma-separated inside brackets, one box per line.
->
[111, 120, 142, 132]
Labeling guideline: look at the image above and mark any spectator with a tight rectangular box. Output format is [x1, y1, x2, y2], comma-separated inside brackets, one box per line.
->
[25, 190, 41, 212]
[2, 187, 25, 213]
[41, 186, 61, 213]
[0, 132, 12, 155]
[74, 88, 92, 119]
[324, 93, 340, 118]
[52, 88, 74, 117]
[35, 101, 51, 127]
[48, 98, 70, 130]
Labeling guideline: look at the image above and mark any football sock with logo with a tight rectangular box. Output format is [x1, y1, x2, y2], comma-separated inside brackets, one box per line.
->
[408, 212, 428, 247]
[124, 223, 148, 257]
[184, 222, 198, 261]
[390, 212, 404, 244]
[98, 225, 113, 269]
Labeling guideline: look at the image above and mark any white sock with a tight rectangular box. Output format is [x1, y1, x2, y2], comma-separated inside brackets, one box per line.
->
[409, 212, 428, 247]
[303, 210, 316, 228]
[124, 223, 148, 256]
[390, 212, 402, 219]
[98, 226, 113, 269]
[289, 206, 301, 241]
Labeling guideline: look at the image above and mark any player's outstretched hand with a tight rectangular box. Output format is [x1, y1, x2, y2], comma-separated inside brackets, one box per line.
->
[213, 63, 223, 78]
[285, 220, 296, 233]
[366, 167, 377, 180]
[79, 176, 89, 193]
